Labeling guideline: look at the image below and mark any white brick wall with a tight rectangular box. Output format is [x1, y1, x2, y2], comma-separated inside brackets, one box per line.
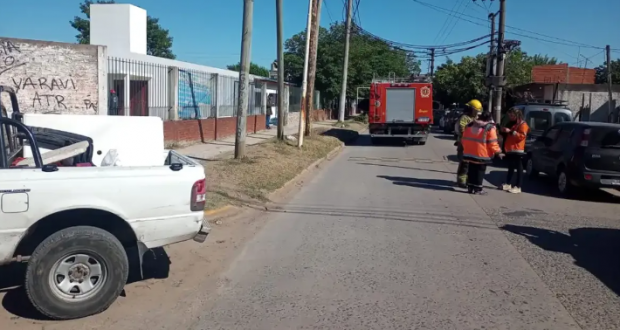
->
[0, 38, 102, 115]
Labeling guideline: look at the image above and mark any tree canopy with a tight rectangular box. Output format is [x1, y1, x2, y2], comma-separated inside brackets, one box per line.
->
[283, 22, 421, 100]
[70, 0, 175, 59]
[226, 62, 270, 77]
[595, 59, 620, 84]
[432, 48, 558, 106]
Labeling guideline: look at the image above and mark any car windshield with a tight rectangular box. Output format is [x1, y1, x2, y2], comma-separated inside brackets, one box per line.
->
[526, 111, 552, 131]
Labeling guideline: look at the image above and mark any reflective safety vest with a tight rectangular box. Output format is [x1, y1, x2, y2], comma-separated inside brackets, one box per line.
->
[504, 121, 529, 154]
[461, 122, 501, 163]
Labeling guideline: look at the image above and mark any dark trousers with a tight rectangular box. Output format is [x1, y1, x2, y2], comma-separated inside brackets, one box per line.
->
[266, 115, 271, 128]
[506, 153, 524, 188]
[467, 162, 487, 192]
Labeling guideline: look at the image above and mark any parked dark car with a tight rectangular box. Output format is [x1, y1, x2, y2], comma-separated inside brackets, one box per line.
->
[526, 121, 620, 196]
[443, 109, 463, 136]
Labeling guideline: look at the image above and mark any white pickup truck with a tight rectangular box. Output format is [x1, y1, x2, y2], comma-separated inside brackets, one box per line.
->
[0, 87, 209, 320]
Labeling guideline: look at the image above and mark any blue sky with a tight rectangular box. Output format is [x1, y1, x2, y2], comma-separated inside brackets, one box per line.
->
[1, 0, 618, 72]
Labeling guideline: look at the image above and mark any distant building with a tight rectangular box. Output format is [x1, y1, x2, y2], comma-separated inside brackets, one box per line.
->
[531, 64, 596, 85]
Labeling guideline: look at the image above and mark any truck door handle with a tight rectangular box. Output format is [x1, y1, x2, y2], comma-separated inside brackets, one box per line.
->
[169, 163, 183, 171]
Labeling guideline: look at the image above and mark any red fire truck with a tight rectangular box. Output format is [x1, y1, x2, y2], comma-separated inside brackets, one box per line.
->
[368, 75, 433, 145]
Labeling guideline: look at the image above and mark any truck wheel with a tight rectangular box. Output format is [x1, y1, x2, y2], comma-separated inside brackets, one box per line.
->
[24, 226, 129, 320]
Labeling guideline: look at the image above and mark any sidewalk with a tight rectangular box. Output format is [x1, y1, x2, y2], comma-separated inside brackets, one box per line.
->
[177, 121, 335, 160]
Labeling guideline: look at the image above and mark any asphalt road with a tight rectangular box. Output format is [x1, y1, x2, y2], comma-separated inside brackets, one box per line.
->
[190, 131, 620, 330]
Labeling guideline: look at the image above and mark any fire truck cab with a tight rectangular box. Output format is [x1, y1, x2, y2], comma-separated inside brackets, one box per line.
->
[368, 75, 433, 145]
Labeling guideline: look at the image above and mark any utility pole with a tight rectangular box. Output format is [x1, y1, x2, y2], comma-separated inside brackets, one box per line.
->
[338, 0, 353, 123]
[492, 0, 506, 124]
[305, 0, 322, 136]
[606, 45, 614, 122]
[297, 0, 314, 147]
[234, 0, 253, 159]
[276, 0, 285, 139]
[430, 48, 435, 76]
[486, 12, 496, 114]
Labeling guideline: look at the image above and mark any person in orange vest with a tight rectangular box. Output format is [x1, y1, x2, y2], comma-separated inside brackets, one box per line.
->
[500, 107, 530, 194]
[461, 111, 504, 194]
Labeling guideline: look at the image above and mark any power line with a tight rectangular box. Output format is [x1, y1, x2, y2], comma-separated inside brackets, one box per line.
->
[434, 0, 462, 43]
[411, 0, 619, 51]
[440, 0, 470, 44]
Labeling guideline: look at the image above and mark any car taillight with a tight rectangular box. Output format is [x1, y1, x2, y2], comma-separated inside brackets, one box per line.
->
[417, 117, 430, 123]
[580, 128, 591, 147]
[191, 178, 206, 211]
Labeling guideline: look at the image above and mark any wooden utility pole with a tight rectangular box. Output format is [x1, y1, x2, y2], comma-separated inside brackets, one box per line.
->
[492, 0, 506, 123]
[234, 0, 254, 159]
[276, 0, 285, 139]
[297, 0, 314, 147]
[337, 0, 353, 122]
[486, 12, 496, 114]
[606, 45, 614, 122]
[429, 48, 435, 76]
[305, 0, 322, 136]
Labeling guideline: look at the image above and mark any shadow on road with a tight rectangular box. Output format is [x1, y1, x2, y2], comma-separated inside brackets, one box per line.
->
[319, 128, 361, 145]
[0, 247, 171, 321]
[485, 170, 619, 204]
[501, 224, 620, 297]
[251, 202, 497, 231]
[347, 134, 427, 147]
[356, 162, 455, 174]
[432, 134, 456, 141]
[377, 175, 496, 191]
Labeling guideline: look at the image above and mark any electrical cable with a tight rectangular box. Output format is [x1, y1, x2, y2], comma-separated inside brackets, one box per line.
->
[411, 0, 619, 51]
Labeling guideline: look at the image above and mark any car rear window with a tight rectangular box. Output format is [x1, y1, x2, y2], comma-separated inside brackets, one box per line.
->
[526, 111, 552, 131]
[590, 127, 620, 147]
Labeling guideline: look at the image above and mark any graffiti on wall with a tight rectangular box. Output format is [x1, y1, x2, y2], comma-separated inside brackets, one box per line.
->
[178, 70, 211, 119]
[0, 39, 99, 114]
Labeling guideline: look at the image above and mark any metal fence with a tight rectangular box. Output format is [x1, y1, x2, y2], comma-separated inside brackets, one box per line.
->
[288, 87, 321, 113]
[106, 57, 320, 121]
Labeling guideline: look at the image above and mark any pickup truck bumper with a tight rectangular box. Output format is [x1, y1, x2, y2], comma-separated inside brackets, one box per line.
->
[193, 221, 210, 243]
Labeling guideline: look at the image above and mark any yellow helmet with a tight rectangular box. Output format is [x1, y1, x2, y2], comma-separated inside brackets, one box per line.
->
[465, 99, 483, 112]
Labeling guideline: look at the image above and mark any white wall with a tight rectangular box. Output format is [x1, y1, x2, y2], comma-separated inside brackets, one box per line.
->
[0, 38, 105, 115]
[90, 4, 147, 55]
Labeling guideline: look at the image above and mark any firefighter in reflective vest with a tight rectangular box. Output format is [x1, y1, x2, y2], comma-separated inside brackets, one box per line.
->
[455, 99, 483, 188]
[500, 107, 530, 194]
[461, 111, 504, 194]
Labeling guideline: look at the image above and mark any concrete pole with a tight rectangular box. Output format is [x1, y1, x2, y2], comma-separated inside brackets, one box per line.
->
[492, 0, 506, 123]
[606, 45, 614, 122]
[337, 0, 353, 122]
[297, 0, 314, 147]
[305, 0, 322, 136]
[276, 0, 285, 139]
[486, 13, 496, 115]
[234, 0, 253, 159]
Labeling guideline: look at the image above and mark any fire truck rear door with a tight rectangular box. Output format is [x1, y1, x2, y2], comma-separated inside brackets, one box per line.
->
[386, 88, 415, 122]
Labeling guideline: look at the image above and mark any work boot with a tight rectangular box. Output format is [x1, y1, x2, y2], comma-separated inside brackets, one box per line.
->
[501, 184, 511, 191]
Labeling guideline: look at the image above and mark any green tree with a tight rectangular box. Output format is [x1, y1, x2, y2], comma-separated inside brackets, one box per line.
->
[226, 62, 270, 77]
[594, 59, 620, 84]
[432, 48, 558, 106]
[283, 22, 421, 100]
[70, 0, 175, 59]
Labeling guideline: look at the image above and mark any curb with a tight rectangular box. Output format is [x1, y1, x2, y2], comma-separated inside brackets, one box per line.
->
[204, 126, 363, 219]
[204, 205, 233, 216]
[268, 143, 344, 199]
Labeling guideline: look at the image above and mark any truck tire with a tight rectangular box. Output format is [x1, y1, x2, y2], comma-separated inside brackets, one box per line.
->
[24, 226, 129, 320]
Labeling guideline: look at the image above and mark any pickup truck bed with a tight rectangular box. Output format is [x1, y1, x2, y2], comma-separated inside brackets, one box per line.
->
[0, 86, 209, 320]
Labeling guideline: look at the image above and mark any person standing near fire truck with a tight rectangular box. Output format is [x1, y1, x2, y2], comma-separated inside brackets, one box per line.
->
[455, 99, 483, 188]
